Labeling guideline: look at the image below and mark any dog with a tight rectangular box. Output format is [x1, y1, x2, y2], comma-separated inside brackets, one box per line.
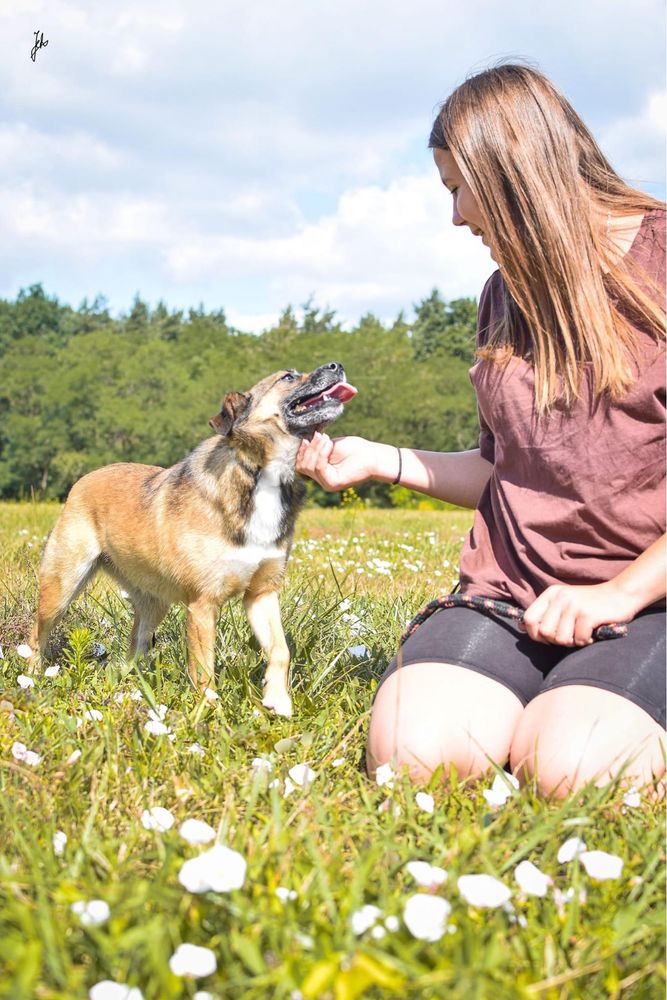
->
[27, 362, 357, 717]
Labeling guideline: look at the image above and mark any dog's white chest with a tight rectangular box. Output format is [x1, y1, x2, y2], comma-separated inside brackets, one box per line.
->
[246, 455, 292, 546]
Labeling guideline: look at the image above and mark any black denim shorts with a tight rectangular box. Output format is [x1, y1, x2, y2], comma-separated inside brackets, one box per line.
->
[379, 604, 666, 728]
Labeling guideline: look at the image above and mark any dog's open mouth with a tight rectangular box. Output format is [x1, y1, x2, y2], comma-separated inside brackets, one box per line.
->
[285, 370, 357, 434]
[289, 381, 357, 414]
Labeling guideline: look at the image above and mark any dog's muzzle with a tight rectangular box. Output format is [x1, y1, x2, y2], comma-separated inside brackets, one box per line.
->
[284, 362, 357, 434]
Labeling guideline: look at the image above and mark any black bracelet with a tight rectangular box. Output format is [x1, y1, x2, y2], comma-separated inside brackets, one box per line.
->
[391, 447, 402, 486]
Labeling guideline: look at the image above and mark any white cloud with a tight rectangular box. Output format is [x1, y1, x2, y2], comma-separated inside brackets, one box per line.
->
[600, 90, 666, 190]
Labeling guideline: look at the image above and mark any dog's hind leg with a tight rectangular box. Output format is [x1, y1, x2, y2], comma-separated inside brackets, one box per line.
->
[127, 593, 169, 660]
[243, 589, 292, 718]
[28, 514, 101, 671]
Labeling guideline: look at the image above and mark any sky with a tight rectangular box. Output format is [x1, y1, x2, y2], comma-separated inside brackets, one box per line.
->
[0, 0, 665, 332]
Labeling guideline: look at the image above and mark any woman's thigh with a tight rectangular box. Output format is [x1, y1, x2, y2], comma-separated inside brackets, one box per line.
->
[511, 685, 666, 797]
[367, 661, 524, 782]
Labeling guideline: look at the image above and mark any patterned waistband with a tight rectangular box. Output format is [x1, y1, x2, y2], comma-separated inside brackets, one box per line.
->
[399, 592, 628, 647]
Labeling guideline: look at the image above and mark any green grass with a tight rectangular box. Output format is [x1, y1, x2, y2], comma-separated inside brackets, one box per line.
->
[0, 501, 664, 999]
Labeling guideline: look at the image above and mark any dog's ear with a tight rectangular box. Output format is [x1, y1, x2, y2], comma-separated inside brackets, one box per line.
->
[209, 391, 250, 437]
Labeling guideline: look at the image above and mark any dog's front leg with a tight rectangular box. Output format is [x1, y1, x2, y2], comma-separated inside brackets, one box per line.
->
[243, 589, 292, 718]
[186, 598, 217, 689]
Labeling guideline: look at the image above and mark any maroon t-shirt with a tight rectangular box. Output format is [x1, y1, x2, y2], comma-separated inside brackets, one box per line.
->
[459, 208, 666, 608]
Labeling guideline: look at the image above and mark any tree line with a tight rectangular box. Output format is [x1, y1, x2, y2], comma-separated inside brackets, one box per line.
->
[0, 284, 481, 505]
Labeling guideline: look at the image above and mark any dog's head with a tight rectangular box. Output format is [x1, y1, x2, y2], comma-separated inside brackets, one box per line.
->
[209, 362, 357, 447]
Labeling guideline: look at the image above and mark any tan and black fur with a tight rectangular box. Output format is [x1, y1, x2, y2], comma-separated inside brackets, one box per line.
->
[28, 362, 355, 717]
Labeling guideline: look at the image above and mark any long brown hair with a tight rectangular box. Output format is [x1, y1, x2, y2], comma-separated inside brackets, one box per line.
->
[429, 63, 665, 412]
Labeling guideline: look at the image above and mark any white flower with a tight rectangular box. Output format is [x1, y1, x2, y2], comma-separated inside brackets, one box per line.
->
[579, 850, 623, 880]
[384, 915, 400, 932]
[457, 874, 512, 908]
[403, 894, 451, 942]
[275, 887, 297, 903]
[288, 764, 316, 788]
[371, 924, 386, 939]
[332, 757, 345, 768]
[89, 981, 144, 1000]
[169, 943, 217, 978]
[622, 788, 641, 808]
[179, 819, 216, 845]
[178, 844, 246, 893]
[350, 904, 382, 935]
[83, 709, 103, 722]
[415, 792, 435, 814]
[552, 886, 587, 917]
[11, 741, 41, 766]
[347, 644, 369, 659]
[514, 860, 552, 897]
[129, 688, 144, 701]
[204, 688, 219, 701]
[193, 993, 215, 1000]
[67, 749, 82, 765]
[71, 899, 110, 926]
[557, 836, 587, 863]
[375, 762, 395, 789]
[482, 772, 520, 808]
[44, 664, 61, 677]
[144, 720, 172, 736]
[17, 674, 35, 689]
[141, 807, 175, 832]
[250, 756, 273, 774]
[16, 643, 33, 659]
[405, 860, 447, 888]
[53, 831, 68, 856]
[188, 743, 205, 756]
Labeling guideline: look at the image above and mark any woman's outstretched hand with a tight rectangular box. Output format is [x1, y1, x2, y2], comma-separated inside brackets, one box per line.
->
[296, 434, 379, 492]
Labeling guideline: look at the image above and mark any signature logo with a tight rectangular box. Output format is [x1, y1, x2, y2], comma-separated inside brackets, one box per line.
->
[30, 30, 49, 63]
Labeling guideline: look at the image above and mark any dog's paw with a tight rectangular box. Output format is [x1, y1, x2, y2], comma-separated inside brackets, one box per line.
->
[262, 689, 293, 718]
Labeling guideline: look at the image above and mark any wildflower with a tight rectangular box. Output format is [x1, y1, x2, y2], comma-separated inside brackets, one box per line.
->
[415, 792, 435, 814]
[579, 850, 623, 880]
[457, 874, 512, 908]
[552, 886, 586, 917]
[141, 807, 175, 832]
[405, 860, 447, 888]
[67, 749, 82, 765]
[250, 756, 273, 774]
[11, 741, 41, 766]
[514, 860, 552, 897]
[71, 899, 110, 926]
[144, 719, 172, 736]
[178, 844, 246, 893]
[350, 904, 382, 935]
[44, 664, 61, 677]
[53, 830, 68, 856]
[16, 643, 33, 659]
[275, 887, 297, 903]
[403, 894, 451, 942]
[179, 819, 216, 845]
[347, 644, 369, 658]
[375, 762, 395, 789]
[169, 943, 217, 978]
[332, 757, 345, 768]
[557, 836, 587, 863]
[288, 764, 316, 789]
[83, 709, 103, 722]
[622, 788, 641, 807]
[482, 772, 519, 808]
[204, 688, 219, 701]
[384, 915, 400, 932]
[89, 981, 144, 1000]
[17, 674, 35, 689]
[188, 743, 206, 756]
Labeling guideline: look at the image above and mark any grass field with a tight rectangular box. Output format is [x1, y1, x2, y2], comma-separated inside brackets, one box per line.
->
[0, 501, 664, 999]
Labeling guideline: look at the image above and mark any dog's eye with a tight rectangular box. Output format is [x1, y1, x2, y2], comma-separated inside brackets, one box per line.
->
[281, 371, 298, 382]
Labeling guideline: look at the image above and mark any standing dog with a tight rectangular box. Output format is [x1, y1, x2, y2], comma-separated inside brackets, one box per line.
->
[28, 362, 356, 717]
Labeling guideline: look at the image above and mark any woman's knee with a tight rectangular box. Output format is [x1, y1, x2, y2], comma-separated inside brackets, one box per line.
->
[510, 686, 666, 798]
[367, 662, 524, 783]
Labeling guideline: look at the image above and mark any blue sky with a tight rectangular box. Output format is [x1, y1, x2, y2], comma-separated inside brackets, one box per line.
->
[1, 0, 664, 330]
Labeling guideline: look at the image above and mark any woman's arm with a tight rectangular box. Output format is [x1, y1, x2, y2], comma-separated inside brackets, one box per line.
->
[296, 432, 493, 509]
[522, 533, 667, 647]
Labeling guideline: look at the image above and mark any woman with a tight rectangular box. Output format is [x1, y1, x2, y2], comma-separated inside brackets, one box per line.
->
[296, 64, 666, 797]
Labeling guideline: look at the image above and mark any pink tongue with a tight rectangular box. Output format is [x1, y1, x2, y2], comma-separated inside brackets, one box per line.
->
[306, 381, 358, 407]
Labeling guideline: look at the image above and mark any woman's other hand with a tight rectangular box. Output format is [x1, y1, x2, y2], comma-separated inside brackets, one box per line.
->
[522, 582, 640, 646]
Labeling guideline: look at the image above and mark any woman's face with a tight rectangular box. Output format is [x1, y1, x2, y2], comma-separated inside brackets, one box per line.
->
[433, 148, 495, 260]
